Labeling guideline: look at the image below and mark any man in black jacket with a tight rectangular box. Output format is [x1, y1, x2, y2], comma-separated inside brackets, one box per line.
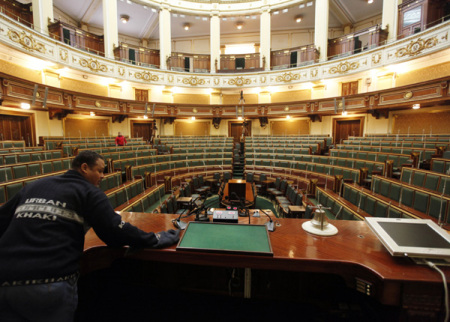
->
[0, 150, 179, 321]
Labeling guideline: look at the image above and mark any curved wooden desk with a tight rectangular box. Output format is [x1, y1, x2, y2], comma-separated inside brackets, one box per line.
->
[83, 213, 449, 317]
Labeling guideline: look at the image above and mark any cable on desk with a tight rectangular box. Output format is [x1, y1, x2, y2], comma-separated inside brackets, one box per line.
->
[425, 260, 449, 322]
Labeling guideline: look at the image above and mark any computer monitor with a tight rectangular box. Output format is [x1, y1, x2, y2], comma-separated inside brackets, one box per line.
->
[365, 218, 450, 260]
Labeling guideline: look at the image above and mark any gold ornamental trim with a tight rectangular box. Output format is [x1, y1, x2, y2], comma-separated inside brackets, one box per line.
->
[8, 29, 45, 54]
[404, 91, 413, 99]
[276, 72, 300, 83]
[395, 37, 438, 58]
[182, 76, 206, 86]
[59, 49, 68, 62]
[228, 76, 251, 86]
[79, 58, 108, 72]
[329, 61, 359, 74]
[135, 71, 159, 82]
[372, 53, 381, 65]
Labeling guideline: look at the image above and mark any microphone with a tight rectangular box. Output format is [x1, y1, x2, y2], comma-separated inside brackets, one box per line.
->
[259, 209, 275, 232]
[231, 192, 250, 224]
[171, 198, 200, 230]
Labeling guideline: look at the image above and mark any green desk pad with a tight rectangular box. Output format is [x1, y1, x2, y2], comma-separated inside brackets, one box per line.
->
[177, 222, 273, 256]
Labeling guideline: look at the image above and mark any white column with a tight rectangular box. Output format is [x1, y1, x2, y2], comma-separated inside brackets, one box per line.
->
[159, 7, 172, 70]
[382, 0, 399, 43]
[260, 8, 271, 71]
[102, 0, 118, 59]
[210, 13, 220, 73]
[314, 0, 329, 62]
[32, 0, 54, 35]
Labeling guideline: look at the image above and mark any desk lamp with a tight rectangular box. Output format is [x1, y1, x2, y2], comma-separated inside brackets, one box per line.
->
[302, 204, 338, 236]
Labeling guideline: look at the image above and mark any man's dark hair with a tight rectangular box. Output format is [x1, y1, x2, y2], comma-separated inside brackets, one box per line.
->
[71, 150, 104, 169]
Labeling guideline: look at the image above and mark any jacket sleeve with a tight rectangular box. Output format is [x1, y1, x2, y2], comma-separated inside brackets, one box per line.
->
[84, 189, 159, 248]
[0, 190, 23, 238]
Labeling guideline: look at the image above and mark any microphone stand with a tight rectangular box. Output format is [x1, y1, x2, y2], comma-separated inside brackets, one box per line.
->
[172, 202, 203, 230]
[259, 209, 275, 232]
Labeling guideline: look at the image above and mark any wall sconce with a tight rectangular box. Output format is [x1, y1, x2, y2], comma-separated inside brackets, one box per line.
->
[191, 116, 196, 120]
[183, 23, 190, 31]
[90, 112, 96, 116]
[143, 115, 148, 119]
[20, 103, 30, 110]
[236, 22, 244, 30]
[412, 104, 420, 110]
[120, 15, 130, 24]
[295, 16, 302, 23]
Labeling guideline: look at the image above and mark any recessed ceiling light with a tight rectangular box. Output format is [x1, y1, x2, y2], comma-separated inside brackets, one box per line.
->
[183, 23, 190, 30]
[299, 4, 305, 8]
[120, 15, 130, 24]
[173, 13, 178, 17]
[307, 2, 313, 7]
[222, 17, 227, 21]
[295, 16, 302, 23]
[21, 103, 30, 109]
[236, 22, 244, 30]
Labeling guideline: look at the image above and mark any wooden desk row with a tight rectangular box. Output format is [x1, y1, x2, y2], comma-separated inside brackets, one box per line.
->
[83, 213, 449, 319]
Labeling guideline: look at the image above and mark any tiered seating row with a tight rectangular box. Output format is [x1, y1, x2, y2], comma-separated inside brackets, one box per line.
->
[246, 153, 385, 175]
[371, 176, 450, 225]
[0, 171, 121, 205]
[0, 158, 73, 183]
[400, 167, 450, 195]
[334, 145, 435, 161]
[330, 149, 412, 169]
[431, 158, 450, 174]
[0, 140, 26, 148]
[0, 150, 62, 165]
[343, 139, 450, 150]
[245, 159, 361, 185]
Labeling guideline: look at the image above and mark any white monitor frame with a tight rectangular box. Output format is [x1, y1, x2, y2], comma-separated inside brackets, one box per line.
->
[365, 217, 450, 260]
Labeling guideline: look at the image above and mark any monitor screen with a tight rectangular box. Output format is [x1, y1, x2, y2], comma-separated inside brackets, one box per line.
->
[228, 182, 246, 202]
[365, 218, 450, 259]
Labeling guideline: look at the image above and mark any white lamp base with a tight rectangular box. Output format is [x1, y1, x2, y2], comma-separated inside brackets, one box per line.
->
[302, 221, 338, 236]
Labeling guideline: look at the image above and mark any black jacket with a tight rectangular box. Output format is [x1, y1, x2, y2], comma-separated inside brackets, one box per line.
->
[0, 170, 158, 286]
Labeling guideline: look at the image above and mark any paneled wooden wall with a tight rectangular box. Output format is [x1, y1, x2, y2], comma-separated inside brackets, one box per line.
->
[174, 121, 210, 136]
[270, 119, 310, 135]
[63, 118, 109, 137]
[393, 110, 450, 134]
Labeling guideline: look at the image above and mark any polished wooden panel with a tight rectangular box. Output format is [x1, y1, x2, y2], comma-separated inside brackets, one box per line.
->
[48, 20, 104, 56]
[114, 44, 160, 68]
[83, 213, 450, 311]
[0, 0, 32, 28]
[398, 0, 447, 39]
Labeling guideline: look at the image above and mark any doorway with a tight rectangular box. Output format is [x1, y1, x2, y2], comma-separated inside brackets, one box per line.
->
[229, 121, 252, 144]
[332, 117, 364, 145]
[0, 113, 35, 146]
[130, 121, 156, 143]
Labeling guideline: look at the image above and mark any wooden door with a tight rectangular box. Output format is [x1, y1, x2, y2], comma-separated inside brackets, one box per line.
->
[333, 117, 364, 145]
[0, 113, 35, 146]
[342, 81, 358, 96]
[131, 121, 154, 143]
[229, 121, 252, 144]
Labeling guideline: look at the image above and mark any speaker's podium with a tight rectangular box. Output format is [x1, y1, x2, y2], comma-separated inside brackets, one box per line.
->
[221, 179, 255, 208]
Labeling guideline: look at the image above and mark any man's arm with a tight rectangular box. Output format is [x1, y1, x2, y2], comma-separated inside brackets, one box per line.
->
[85, 190, 178, 248]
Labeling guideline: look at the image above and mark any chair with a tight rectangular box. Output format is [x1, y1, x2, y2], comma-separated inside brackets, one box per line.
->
[6, 182, 23, 201]
[13, 165, 28, 179]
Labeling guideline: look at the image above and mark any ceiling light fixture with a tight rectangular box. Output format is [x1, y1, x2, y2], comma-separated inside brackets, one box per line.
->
[295, 16, 302, 23]
[143, 115, 148, 119]
[183, 23, 190, 30]
[368, 0, 373, 3]
[236, 22, 244, 30]
[21, 103, 30, 110]
[120, 15, 130, 24]
[191, 116, 196, 120]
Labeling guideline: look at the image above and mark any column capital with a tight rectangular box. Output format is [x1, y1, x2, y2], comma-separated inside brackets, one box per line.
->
[260, 6, 271, 14]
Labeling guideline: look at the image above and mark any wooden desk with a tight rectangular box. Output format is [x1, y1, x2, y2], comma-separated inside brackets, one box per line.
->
[83, 213, 449, 317]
